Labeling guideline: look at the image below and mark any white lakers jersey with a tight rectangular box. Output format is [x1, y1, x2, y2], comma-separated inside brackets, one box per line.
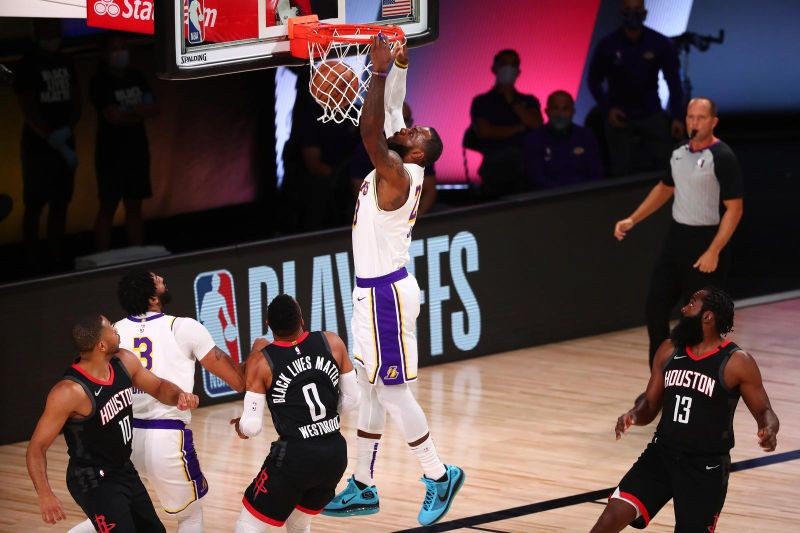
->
[115, 312, 215, 422]
[352, 164, 425, 278]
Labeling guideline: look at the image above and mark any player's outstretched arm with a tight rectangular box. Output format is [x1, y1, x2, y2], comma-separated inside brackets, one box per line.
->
[324, 331, 360, 412]
[231, 349, 271, 439]
[26, 381, 84, 524]
[383, 45, 408, 136]
[200, 345, 246, 393]
[728, 350, 779, 452]
[361, 35, 407, 188]
[117, 349, 199, 410]
[615, 340, 671, 439]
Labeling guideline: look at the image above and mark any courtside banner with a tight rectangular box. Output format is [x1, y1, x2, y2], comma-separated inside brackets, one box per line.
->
[0, 180, 669, 443]
[87, 0, 155, 34]
[87, 0, 258, 41]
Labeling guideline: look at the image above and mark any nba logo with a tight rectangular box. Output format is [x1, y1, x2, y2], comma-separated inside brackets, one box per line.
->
[186, 0, 205, 44]
[194, 270, 240, 397]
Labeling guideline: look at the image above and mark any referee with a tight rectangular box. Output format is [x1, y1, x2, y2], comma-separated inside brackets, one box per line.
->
[613, 97, 743, 367]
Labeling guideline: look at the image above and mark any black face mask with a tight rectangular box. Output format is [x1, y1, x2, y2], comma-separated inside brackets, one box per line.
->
[670, 312, 705, 347]
[622, 10, 646, 30]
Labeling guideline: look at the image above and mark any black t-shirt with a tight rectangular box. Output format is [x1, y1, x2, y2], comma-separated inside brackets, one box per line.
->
[294, 104, 359, 171]
[655, 341, 741, 454]
[90, 67, 152, 155]
[263, 332, 341, 441]
[62, 357, 135, 467]
[13, 48, 77, 131]
[470, 88, 540, 152]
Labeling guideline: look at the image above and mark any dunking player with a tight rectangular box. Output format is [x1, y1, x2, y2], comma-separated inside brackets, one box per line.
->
[591, 288, 780, 532]
[26, 314, 199, 532]
[71, 269, 245, 533]
[323, 36, 464, 527]
[230, 294, 360, 532]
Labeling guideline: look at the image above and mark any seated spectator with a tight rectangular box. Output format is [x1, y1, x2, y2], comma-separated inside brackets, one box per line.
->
[523, 91, 603, 190]
[468, 49, 542, 199]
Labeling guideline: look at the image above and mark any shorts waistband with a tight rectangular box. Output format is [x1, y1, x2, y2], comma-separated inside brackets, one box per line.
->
[132, 418, 186, 430]
[356, 267, 408, 288]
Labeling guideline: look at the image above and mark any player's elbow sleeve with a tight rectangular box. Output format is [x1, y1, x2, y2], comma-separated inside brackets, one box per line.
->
[338, 370, 361, 413]
[240, 392, 266, 437]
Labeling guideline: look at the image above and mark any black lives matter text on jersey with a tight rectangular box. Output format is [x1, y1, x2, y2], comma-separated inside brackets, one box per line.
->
[271, 354, 339, 404]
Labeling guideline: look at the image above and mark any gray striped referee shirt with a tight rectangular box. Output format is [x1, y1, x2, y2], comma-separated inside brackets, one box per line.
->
[662, 140, 743, 226]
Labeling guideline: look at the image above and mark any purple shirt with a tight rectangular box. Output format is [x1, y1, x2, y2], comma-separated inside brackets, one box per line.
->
[588, 27, 683, 119]
[522, 124, 603, 189]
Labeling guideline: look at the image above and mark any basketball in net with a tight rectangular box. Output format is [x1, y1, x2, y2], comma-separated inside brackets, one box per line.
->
[288, 16, 406, 125]
[310, 61, 359, 110]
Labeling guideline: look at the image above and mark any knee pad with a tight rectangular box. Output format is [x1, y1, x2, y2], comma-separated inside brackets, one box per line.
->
[357, 369, 387, 434]
[285, 509, 312, 533]
[174, 500, 203, 533]
[374, 382, 430, 442]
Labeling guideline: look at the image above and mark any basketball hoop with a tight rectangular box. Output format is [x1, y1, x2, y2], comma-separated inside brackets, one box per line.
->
[288, 16, 406, 126]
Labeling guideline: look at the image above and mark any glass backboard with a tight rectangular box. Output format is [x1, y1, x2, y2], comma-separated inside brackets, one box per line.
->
[155, 0, 438, 80]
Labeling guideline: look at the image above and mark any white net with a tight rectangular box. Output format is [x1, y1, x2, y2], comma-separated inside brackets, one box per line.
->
[306, 27, 404, 126]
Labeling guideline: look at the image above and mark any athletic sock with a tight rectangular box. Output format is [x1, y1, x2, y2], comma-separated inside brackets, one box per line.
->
[411, 435, 446, 481]
[354, 436, 380, 486]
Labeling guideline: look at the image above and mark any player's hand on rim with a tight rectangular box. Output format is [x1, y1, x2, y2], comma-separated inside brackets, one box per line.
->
[615, 411, 636, 440]
[38, 491, 66, 524]
[177, 392, 199, 410]
[395, 44, 409, 68]
[369, 34, 396, 74]
[230, 417, 249, 439]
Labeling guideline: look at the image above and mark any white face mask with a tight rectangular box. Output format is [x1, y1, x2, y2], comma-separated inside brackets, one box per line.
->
[109, 50, 130, 70]
[495, 65, 519, 85]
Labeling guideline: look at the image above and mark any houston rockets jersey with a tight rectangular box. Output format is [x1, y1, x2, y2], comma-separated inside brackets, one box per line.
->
[62, 357, 134, 467]
[263, 332, 341, 441]
[655, 340, 741, 454]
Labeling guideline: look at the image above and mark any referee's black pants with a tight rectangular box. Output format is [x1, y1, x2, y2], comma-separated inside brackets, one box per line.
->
[645, 222, 731, 367]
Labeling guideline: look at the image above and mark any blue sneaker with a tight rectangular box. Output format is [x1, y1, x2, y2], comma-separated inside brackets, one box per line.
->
[322, 476, 380, 516]
[417, 465, 465, 526]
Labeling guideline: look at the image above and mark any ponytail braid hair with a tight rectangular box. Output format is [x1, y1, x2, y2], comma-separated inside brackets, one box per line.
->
[701, 286, 735, 337]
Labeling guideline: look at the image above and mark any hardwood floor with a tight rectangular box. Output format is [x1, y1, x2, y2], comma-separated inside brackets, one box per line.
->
[2, 299, 798, 532]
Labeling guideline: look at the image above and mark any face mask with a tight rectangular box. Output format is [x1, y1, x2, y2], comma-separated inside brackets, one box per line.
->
[548, 115, 571, 132]
[495, 65, 519, 85]
[109, 50, 130, 70]
[39, 38, 61, 54]
[622, 10, 646, 30]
